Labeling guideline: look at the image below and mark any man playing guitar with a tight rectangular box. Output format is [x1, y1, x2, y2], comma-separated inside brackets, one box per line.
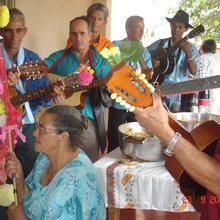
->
[147, 10, 199, 112]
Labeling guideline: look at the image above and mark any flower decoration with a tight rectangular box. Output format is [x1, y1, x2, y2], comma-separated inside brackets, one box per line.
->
[0, 82, 6, 117]
[100, 41, 144, 66]
[100, 47, 121, 65]
[214, 20, 220, 26]
[0, 98, 6, 115]
[0, 184, 14, 207]
[77, 64, 94, 86]
[0, 5, 9, 28]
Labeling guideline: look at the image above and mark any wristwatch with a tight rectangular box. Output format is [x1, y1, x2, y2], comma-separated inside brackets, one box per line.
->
[187, 56, 194, 62]
[163, 132, 181, 157]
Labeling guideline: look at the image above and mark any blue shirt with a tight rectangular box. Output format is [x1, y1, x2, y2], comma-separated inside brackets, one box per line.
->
[112, 38, 153, 110]
[24, 151, 106, 220]
[44, 46, 112, 119]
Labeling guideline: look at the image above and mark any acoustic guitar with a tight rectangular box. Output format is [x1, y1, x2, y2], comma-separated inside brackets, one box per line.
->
[7, 61, 49, 78]
[150, 24, 205, 85]
[9, 66, 116, 111]
[105, 61, 220, 206]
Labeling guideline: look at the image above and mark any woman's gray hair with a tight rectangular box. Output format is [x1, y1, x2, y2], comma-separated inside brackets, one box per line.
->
[45, 105, 88, 148]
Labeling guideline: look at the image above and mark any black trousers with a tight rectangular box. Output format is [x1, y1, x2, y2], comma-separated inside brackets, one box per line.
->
[107, 106, 136, 153]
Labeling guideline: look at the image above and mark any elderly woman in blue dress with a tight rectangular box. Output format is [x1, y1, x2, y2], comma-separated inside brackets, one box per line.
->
[5, 105, 106, 220]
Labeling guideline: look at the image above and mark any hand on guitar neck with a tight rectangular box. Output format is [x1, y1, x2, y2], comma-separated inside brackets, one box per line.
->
[152, 58, 160, 69]
[7, 61, 49, 86]
[7, 63, 20, 86]
[45, 78, 65, 104]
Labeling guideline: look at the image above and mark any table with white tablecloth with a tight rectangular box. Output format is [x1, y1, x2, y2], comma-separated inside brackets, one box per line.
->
[94, 147, 196, 212]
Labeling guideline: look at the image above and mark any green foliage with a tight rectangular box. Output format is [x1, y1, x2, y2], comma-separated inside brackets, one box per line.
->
[120, 41, 144, 62]
[169, 0, 220, 43]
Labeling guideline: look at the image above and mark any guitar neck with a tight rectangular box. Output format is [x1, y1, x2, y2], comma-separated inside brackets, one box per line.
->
[10, 84, 54, 107]
[6, 61, 49, 77]
[71, 78, 106, 93]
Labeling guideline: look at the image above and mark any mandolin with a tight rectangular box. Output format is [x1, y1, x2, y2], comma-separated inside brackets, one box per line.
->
[150, 24, 205, 85]
[105, 61, 220, 206]
[7, 61, 49, 78]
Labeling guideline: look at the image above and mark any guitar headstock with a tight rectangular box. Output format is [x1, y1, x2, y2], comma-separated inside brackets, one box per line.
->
[106, 62, 154, 111]
[18, 61, 49, 78]
[188, 25, 205, 39]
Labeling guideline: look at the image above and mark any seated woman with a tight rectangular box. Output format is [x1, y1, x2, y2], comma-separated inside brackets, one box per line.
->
[5, 105, 106, 220]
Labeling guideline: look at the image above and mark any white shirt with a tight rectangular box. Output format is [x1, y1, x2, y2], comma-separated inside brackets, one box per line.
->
[195, 53, 220, 106]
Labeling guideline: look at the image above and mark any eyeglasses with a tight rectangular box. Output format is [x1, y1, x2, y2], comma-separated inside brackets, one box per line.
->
[36, 122, 58, 134]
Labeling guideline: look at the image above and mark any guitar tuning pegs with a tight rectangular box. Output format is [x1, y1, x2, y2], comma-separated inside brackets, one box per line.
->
[135, 69, 141, 76]
[128, 106, 135, 112]
[125, 103, 131, 109]
[120, 100, 127, 106]
[149, 87, 155, 93]
[115, 96, 122, 103]
[143, 79, 148, 85]
[142, 78, 155, 93]
[139, 74, 145, 80]
[146, 83, 155, 93]
[111, 93, 117, 100]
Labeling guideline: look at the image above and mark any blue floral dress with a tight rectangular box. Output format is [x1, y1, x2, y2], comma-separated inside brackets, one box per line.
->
[23, 150, 106, 220]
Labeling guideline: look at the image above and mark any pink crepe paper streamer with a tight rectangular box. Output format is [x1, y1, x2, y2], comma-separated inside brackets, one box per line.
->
[0, 44, 24, 162]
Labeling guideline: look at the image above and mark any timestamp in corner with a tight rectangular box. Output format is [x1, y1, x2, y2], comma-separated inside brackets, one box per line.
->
[183, 196, 220, 204]
[183, 196, 193, 204]
[201, 196, 220, 204]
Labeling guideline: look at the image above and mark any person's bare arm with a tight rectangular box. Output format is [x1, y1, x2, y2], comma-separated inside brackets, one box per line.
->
[7, 202, 31, 220]
[180, 39, 197, 74]
[5, 154, 30, 202]
[134, 93, 220, 196]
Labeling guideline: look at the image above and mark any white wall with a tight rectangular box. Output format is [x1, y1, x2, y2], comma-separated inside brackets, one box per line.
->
[13, 0, 220, 61]
[15, 0, 111, 59]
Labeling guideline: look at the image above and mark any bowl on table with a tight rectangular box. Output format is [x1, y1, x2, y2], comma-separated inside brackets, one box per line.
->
[118, 122, 166, 162]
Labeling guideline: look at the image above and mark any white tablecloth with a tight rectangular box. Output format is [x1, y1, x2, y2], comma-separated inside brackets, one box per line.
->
[94, 147, 195, 212]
